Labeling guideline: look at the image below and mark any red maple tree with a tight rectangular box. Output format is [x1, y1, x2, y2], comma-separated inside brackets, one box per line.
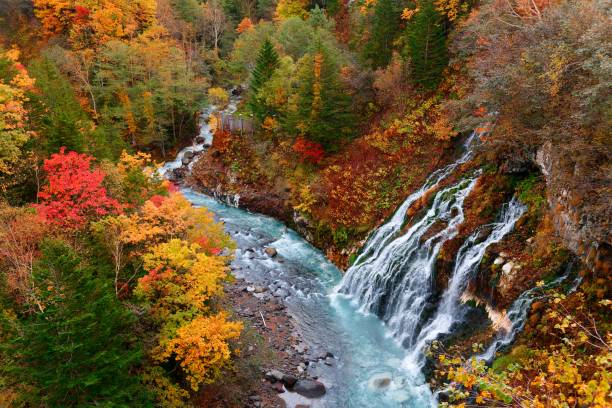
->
[36, 148, 122, 228]
[292, 137, 325, 164]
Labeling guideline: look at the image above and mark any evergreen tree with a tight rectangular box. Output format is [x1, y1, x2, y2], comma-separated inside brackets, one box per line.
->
[363, 0, 404, 69]
[28, 58, 88, 155]
[403, 0, 448, 89]
[2, 240, 150, 407]
[290, 39, 355, 151]
[247, 39, 281, 122]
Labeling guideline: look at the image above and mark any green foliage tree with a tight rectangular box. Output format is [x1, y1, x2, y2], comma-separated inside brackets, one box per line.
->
[289, 39, 355, 150]
[94, 38, 204, 156]
[1, 240, 150, 407]
[363, 0, 405, 69]
[28, 58, 88, 154]
[402, 0, 448, 89]
[247, 38, 280, 121]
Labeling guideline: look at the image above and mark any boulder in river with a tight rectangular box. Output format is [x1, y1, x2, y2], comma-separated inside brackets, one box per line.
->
[195, 136, 205, 144]
[265, 247, 278, 257]
[282, 374, 298, 387]
[368, 373, 392, 390]
[291, 379, 326, 398]
[274, 288, 289, 298]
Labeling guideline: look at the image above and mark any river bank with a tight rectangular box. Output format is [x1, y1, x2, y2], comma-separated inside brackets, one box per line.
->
[197, 276, 316, 407]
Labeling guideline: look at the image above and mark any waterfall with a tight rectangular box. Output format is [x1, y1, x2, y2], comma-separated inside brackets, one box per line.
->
[403, 198, 527, 369]
[338, 174, 480, 346]
[352, 132, 478, 268]
[477, 265, 581, 362]
[337, 132, 482, 347]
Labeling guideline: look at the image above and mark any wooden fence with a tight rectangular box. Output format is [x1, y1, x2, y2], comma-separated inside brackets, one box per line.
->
[213, 112, 254, 136]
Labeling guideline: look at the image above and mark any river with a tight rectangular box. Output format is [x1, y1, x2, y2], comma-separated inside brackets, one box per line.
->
[160, 100, 436, 407]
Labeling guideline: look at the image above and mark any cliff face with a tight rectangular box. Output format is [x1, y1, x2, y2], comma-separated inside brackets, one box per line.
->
[535, 142, 611, 274]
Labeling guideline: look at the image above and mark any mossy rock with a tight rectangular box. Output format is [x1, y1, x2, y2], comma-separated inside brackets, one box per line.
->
[492, 344, 532, 373]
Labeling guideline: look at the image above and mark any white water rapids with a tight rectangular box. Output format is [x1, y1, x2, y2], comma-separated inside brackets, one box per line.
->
[160, 101, 559, 406]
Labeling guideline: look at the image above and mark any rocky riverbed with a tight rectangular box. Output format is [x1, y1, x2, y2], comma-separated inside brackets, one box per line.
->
[219, 276, 332, 408]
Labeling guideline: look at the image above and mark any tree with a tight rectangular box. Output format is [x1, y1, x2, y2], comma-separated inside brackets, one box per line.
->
[290, 40, 355, 150]
[200, 0, 227, 56]
[36, 148, 122, 228]
[363, 0, 405, 69]
[33, 0, 157, 49]
[0, 204, 48, 312]
[402, 0, 448, 89]
[247, 39, 280, 121]
[276, 16, 315, 60]
[27, 57, 89, 154]
[1, 239, 150, 406]
[0, 48, 35, 194]
[274, 0, 309, 20]
[235, 16, 254, 33]
[156, 313, 242, 390]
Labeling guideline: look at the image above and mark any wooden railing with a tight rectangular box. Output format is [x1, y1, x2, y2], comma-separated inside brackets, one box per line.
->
[213, 112, 254, 136]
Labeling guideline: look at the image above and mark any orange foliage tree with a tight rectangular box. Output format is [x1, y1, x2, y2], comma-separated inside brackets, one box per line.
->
[0, 48, 36, 193]
[0, 205, 49, 312]
[33, 0, 157, 48]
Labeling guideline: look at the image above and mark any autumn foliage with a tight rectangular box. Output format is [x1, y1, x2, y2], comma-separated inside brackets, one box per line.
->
[36, 148, 122, 228]
[292, 137, 325, 164]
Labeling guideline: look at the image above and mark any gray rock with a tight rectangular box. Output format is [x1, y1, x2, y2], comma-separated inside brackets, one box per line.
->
[265, 369, 285, 382]
[499, 251, 509, 258]
[493, 257, 505, 266]
[253, 286, 267, 293]
[291, 380, 326, 398]
[274, 288, 289, 298]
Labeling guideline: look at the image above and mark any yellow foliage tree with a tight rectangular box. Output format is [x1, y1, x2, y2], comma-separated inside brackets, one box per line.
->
[207, 87, 229, 108]
[434, 0, 469, 22]
[275, 0, 309, 20]
[156, 313, 242, 391]
[0, 48, 36, 192]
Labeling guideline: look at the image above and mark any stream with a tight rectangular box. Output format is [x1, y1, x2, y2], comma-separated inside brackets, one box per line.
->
[161, 99, 435, 407]
[160, 100, 537, 407]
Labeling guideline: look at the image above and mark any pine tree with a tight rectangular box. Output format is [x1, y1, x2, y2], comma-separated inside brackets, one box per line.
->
[290, 39, 355, 151]
[403, 1, 449, 89]
[2, 240, 150, 406]
[247, 39, 280, 122]
[363, 0, 404, 69]
[28, 58, 88, 154]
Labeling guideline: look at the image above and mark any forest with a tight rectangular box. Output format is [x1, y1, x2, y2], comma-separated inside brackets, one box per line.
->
[0, 0, 610, 407]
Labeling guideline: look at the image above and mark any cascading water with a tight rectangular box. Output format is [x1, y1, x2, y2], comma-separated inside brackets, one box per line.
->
[158, 97, 239, 177]
[162, 97, 550, 405]
[338, 174, 481, 347]
[353, 132, 478, 267]
[478, 265, 581, 362]
[403, 198, 527, 369]
[162, 98, 438, 406]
